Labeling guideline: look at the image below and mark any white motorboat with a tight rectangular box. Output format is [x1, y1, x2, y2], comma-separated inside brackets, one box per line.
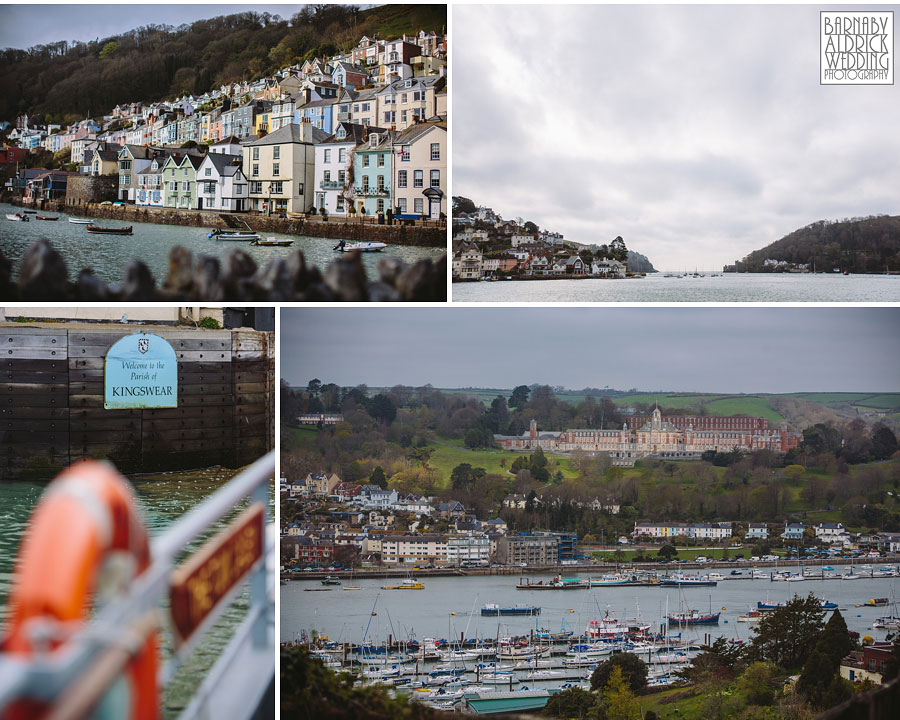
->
[5, 213, 29, 221]
[334, 241, 387, 253]
[209, 228, 261, 241]
[67, 217, 92, 224]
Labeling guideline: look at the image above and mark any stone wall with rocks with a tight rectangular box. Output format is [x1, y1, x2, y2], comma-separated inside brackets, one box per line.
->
[65, 175, 118, 205]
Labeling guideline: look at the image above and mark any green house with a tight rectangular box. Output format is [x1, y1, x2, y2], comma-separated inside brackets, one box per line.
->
[161, 152, 203, 209]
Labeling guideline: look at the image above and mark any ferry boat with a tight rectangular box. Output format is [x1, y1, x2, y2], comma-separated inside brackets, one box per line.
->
[516, 576, 588, 590]
[659, 573, 717, 587]
[589, 573, 631, 587]
[480, 603, 541, 616]
[667, 611, 720, 626]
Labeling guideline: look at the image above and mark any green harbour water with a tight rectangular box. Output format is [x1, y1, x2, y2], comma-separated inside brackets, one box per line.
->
[0, 465, 271, 718]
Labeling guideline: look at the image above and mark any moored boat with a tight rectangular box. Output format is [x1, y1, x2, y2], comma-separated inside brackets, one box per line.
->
[667, 611, 720, 625]
[251, 237, 293, 246]
[5, 213, 29, 222]
[480, 603, 540, 616]
[68, 218, 92, 224]
[321, 576, 341, 586]
[209, 228, 261, 241]
[86, 225, 133, 235]
[334, 241, 387, 253]
[381, 578, 424, 590]
[36, 215, 59, 220]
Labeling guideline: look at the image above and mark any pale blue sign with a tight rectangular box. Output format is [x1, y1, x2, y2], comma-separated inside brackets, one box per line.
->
[104, 333, 178, 409]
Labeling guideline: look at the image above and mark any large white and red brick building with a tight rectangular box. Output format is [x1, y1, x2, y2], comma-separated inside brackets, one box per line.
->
[495, 407, 801, 466]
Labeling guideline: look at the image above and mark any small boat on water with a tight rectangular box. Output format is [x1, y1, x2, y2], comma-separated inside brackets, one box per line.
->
[86, 225, 133, 235]
[480, 604, 540, 616]
[5, 213, 29, 222]
[68, 218, 92, 224]
[209, 228, 261, 241]
[251, 237, 294, 246]
[381, 578, 424, 590]
[22, 210, 36, 214]
[334, 241, 387, 253]
[737, 610, 763, 622]
[321, 576, 341, 586]
[36, 215, 59, 221]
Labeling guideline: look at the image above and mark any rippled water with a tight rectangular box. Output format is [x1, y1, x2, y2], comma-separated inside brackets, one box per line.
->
[0, 465, 273, 718]
[0, 202, 445, 285]
[453, 273, 900, 302]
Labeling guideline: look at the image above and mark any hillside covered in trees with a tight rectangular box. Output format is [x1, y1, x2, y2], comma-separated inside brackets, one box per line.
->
[0, 4, 446, 125]
[732, 215, 900, 273]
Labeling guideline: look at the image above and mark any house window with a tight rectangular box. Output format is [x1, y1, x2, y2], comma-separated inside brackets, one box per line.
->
[273, 163, 280, 177]
[235, 185, 243, 195]
[336, 196, 344, 211]
[169, 181, 177, 191]
[324, 170, 331, 182]
[205, 168, 211, 176]
[377, 154, 384, 168]
[273, 146, 280, 160]
[401, 110, 408, 123]
[338, 148, 346, 163]
[252, 164, 259, 177]
[324, 149, 331, 163]
[377, 177, 385, 191]
[252, 147, 259, 160]
[182, 181, 190, 191]
[338, 170, 346, 184]
[414, 198, 423, 213]
[377, 198, 384, 212]
[362, 155, 369, 168]
[398, 198, 407, 213]
[362, 176, 369, 191]
[401, 145, 410, 161]
[413, 170, 423, 188]
[297, 182, 304, 195]
[430, 169, 440, 187]
[204, 181, 216, 194]
[398, 170, 407, 188]
[271, 181, 283, 194]
[430, 143, 440, 161]
[251, 181, 263, 194]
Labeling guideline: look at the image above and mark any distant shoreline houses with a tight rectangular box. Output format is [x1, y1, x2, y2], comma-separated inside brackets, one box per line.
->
[4, 32, 447, 221]
[451, 205, 630, 281]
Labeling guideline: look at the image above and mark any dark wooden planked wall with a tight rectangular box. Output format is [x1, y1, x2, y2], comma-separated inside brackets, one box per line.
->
[0, 327, 275, 481]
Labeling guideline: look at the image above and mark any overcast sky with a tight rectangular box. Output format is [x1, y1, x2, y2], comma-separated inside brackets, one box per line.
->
[454, 4, 900, 271]
[0, 4, 302, 49]
[282, 307, 900, 393]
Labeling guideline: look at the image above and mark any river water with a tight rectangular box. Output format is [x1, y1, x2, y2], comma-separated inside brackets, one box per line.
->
[452, 273, 900, 302]
[282, 572, 900, 647]
[0, 466, 272, 718]
[0, 202, 445, 286]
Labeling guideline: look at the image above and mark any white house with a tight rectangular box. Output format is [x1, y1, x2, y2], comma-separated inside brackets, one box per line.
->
[746, 523, 769, 540]
[195, 153, 248, 212]
[815, 522, 850, 545]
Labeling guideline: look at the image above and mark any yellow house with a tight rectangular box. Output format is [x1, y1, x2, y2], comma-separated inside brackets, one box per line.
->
[242, 122, 321, 215]
[254, 111, 272, 137]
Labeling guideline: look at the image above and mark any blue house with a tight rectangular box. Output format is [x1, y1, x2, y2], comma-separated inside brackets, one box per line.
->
[352, 129, 396, 216]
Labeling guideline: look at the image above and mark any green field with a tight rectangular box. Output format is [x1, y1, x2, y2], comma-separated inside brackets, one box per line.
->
[428, 441, 580, 488]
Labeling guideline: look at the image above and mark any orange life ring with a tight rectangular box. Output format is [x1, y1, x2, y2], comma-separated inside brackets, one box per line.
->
[1, 461, 158, 720]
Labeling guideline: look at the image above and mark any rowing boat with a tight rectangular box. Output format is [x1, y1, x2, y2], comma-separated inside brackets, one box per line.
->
[68, 218, 92, 224]
[86, 225, 133, 235]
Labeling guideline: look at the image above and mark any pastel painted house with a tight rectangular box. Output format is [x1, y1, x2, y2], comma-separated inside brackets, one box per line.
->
[392, 121, 446, 219]
[195, 153, 248, 212]
[242, 122, 324, 215]
[352, 129, 396, 216]
[161, 152, 203, 209]
[313, 122, 374, 216]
